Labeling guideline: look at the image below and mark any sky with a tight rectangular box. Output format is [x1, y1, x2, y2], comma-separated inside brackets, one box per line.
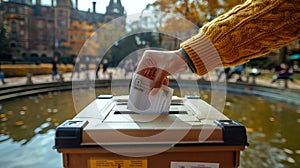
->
[39, 0, 156, 15]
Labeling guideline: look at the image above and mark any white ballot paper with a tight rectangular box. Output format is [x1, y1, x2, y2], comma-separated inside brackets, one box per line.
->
[127, 73, 174, 113]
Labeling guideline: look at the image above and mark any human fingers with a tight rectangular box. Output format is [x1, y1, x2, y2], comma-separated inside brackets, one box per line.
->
[137, 68, 169, 95]
[162, 77, 169, 86]
[137, 67, 156, 80]
[151, 68, 169, 90]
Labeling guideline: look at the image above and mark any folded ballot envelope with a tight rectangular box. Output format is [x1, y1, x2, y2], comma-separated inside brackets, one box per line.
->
[127, 73, 174, 113]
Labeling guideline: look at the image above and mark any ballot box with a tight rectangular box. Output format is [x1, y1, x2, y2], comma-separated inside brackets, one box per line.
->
[55, 95, 248, 168]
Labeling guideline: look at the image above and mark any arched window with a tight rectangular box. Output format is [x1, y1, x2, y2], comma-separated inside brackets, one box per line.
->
[113, 8, 119, 13]
[11, 21, 17, 30]
[11, 32, 17, 40]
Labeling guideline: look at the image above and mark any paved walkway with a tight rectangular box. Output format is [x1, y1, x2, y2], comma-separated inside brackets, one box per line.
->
[1, 68, 300, 90]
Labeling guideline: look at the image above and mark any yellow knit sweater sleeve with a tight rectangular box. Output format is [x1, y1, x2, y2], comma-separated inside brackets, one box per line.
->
[180, 0, 300, 76]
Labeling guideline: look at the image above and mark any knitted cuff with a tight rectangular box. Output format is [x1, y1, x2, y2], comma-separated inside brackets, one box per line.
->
[180, 30, 222, 76]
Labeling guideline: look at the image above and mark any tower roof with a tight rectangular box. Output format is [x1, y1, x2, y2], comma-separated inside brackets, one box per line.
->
[105, 0, 125, 15]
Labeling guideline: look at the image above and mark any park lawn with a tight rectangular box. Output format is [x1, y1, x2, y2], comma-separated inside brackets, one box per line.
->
[259, 72, 300, 81]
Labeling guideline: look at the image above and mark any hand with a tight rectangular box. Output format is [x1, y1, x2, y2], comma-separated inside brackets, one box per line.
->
[136, 49, 187, 89]
[137, 67, 169, 86]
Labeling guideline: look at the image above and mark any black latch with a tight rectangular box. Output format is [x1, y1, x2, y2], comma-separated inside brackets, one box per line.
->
[54, 120, 89, 148]
[215, 120, 248, 146]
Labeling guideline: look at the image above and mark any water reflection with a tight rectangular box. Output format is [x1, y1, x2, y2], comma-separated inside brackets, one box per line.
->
[0, 130, 61, 168]
[223, 94, 300, 168]
[0, 92, 77, 145]
[0, 89, 299, 168]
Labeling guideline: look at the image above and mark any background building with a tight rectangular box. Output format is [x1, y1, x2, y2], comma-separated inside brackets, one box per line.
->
[0, 0, 126, 63]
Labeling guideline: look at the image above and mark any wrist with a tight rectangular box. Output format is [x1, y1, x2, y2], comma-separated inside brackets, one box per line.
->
[178, 48, 196, 73]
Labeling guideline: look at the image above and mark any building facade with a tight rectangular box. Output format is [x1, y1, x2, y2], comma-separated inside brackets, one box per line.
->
[0, 0, 126, 63]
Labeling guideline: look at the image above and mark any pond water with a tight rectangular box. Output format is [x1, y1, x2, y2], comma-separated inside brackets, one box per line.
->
[0, 88, 299, 168]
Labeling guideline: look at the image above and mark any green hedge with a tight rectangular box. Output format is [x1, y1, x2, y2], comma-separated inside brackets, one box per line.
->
[1, 64, 74, 77]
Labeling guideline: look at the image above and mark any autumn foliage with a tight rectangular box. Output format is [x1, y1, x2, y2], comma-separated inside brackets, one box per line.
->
[147, 0, 244, 27]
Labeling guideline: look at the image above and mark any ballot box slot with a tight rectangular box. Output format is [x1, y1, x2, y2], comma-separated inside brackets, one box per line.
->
[113, 111, 188, 115]
[170, 102, 184, 106]
[115, 102, 184, 106]
[116, 102, 128, 105]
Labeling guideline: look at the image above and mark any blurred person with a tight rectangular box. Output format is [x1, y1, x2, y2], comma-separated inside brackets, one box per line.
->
[271, 63, 294, 83]
[216, 67, 231, 82]
[11, 56, 16, 64]
[124, 59, 135, 78]
[84, 57, 90, 80]
[102, 59, 109, 79]
[292, 60, 299, 73]
[95, 58, 101, 79]
[246, 66, 261, 84]
[71, 57, 81, 79]
[227, 64, 246, 82]
[134, 0, 300, 90]
[84, 57, 90, 71]
[52, 55, 58, 81]
[0, 63, 6, 85]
